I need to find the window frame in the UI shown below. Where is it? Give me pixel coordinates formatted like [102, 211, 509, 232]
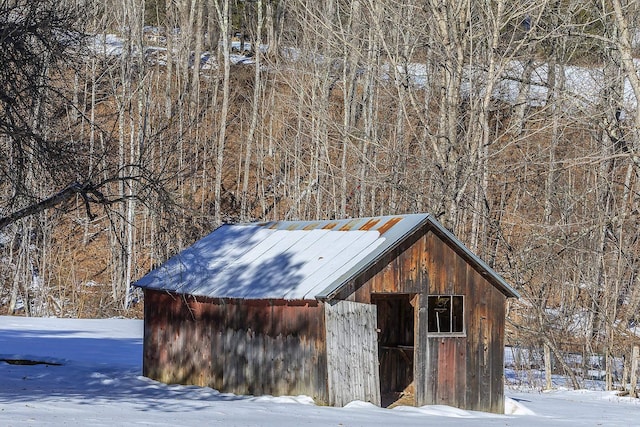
[426, 294, 466, 337]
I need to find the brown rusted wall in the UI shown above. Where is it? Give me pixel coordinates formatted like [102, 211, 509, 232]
[342, 226, 507, 414]
[143, 290, 329, 404]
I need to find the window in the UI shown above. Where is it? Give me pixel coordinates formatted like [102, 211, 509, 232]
[427, 295, 464, 334]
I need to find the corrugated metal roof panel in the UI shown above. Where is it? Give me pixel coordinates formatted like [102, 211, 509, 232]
[134, 213, 520, 300]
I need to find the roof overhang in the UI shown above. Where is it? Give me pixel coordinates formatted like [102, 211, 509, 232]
[135, 213, 520, 301]
[315, 214, 520, 301]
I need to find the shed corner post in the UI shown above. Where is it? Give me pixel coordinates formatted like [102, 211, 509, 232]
[414, 292, 430, 407]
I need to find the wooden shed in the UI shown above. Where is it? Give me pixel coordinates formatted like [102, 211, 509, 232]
[135, 214, 519, 413]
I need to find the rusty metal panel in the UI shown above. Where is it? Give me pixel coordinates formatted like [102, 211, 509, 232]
[358, 218, 380, 231]
[338, 219, 360, 231]
[136, 214, 517, 302]
[136, 214, 446, 301]
[377, 217, 402, 235]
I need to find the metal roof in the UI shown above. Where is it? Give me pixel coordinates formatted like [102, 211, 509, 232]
[134, 213, 519, 300]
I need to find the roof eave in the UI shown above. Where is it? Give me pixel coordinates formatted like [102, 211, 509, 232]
[315, 215, 520, 301]
[423, 217, 520, 299]
[314, 214, 433, 301]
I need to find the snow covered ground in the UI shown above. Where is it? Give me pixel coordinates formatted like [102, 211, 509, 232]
[0, 316, 638, 426]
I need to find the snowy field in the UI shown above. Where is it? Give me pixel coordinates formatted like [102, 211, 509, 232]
[0, 316, 638, 426]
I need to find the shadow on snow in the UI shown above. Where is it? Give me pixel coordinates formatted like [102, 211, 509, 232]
[0, 329, 260, 412]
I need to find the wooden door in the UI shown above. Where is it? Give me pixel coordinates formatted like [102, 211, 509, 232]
[372, 294, 416, 407]
[325, 300, 380, 406]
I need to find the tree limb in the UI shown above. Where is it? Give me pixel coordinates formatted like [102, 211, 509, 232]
[0, 182, 99, 230]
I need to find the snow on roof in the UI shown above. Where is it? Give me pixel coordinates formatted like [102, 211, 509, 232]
[134, 213, 519, 300]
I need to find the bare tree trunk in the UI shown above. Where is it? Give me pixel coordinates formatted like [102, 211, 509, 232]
[213, 0, 231, 225]
[631, 345, 639, 398]
[240, 0, 264, 221]
[544, 342, 553, 390]
[165, 1, 175, 118]
[358, 8, 380, 217]
[190, 1, 204, 113]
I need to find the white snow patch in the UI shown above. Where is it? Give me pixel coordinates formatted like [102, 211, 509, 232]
[505, 397, 536, 415]
[2, 315, 640, 426]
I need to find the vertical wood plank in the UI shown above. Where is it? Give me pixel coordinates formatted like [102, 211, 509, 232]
[325, 300, 380, 406]
[415, 294, 429, 406]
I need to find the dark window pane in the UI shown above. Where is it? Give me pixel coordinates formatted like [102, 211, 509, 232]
[428, 296, 451, 333]
[427, 295, 464, 334]
[452, 295, 464, 332]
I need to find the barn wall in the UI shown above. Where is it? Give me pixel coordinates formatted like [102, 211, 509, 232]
[422, 230, 506, 414]
[143, 290, 329, 404]
[340, 226, 506, 414]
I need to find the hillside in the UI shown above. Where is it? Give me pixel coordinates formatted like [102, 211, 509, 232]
[1, 0, 640, 390]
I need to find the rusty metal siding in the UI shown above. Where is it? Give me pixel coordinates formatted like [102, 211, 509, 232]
[143, 289, 329, 404]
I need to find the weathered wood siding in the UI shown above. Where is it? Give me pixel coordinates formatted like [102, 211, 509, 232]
[422, 230, 506, 413]
[143, 290, 329, 404]
[325, 300, 380, 406]
[339, 226, 507, 414]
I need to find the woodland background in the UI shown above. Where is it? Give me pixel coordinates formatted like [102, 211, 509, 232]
[1, 0, 640, 389]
